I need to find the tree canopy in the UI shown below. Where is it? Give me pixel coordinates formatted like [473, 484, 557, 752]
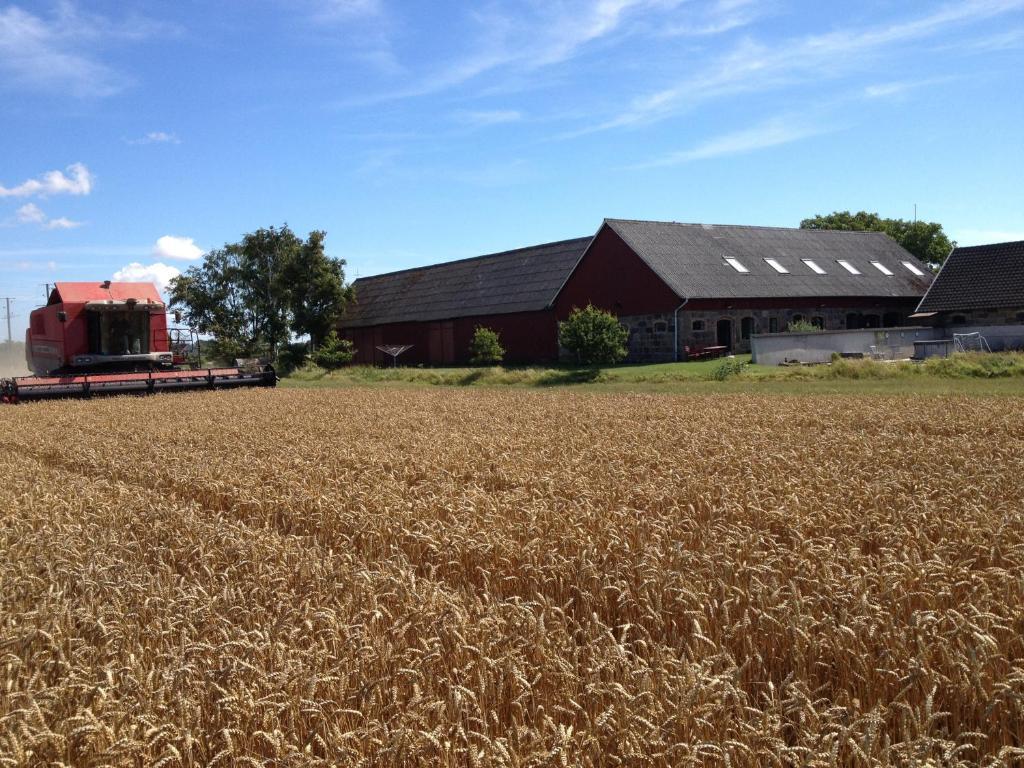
[168, 225, 351, 361]
[799, 211, 955, 267]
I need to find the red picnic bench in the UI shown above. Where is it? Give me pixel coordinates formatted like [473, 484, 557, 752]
[684, 345, 728, 361]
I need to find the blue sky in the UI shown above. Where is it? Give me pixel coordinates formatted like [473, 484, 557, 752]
[2, 0, 1023, 328]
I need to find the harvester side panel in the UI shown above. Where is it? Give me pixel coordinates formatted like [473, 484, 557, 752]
[1, 366, 276, 404]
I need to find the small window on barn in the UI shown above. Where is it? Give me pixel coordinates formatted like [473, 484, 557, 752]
[871, 261, 894, 276]
[1016, 312, 1024, 323]
[802, 259, 826, 274]
[653, 321, 667, 333]
[764, 258, 789, 273]
[901, 261, 925, 276]
[950, 315, 967, 325]
[741, 317, 754, 339]
[724, 257, 749, 273]
[837, 259, 861, 275]
[692, 320, 705, 331]
[769, 317, 779, 333]
[811, 316, 824, 329]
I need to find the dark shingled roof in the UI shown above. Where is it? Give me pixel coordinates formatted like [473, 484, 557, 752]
[916, 240, 1024, 313]
[341, 237, 591, 327]
[604, 219, 933, 300]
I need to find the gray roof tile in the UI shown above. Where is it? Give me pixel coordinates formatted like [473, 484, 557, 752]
[341, 237, 591, 327]
[916, 240, 1024, 313]
[605, 219, 933, 300]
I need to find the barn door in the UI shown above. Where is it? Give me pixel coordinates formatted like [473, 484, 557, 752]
[717, 318, 732, 350]
[441, 321, 456, 364]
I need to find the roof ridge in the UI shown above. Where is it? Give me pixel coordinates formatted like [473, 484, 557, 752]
[604, 218, 891, 235]
[954, 240, 1024, 251]
[352, 236, 592, 283]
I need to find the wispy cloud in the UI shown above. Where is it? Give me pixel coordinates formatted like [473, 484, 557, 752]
[307, 0, 383, 22]
[452, 109, 523, 127]
[0, 3, 177, 97]
[629, 116, 831, 168]
[15, 203, 46, 225]
[14, 203, 84, 229]
[0, 163, 94, 198]
[127, 131, 181, 145]
[659, 0, 766, 37]
[345, 0, 695, 104]
[45, 216, 82, 230]
[590, 0, 1024, 133]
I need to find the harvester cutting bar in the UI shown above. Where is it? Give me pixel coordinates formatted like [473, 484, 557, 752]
[1, 366, 276, 404]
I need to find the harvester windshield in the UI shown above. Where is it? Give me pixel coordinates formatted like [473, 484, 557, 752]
[88, 310, 150, 356]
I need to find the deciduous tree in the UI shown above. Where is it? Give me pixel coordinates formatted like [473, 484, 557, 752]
[169, 225, 351, 360]
[800, 211, 955, 267]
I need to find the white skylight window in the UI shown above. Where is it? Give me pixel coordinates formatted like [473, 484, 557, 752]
[802, 259, 826, 274]
[902, 260, 925, 276]
[837, 259, 861, 275]
[764, 258, 789, 273]
[724, 257, 749, 273]
[871, 261, 894, 276]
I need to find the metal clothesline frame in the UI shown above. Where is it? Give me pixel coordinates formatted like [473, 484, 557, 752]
[375, 344, 413, 367]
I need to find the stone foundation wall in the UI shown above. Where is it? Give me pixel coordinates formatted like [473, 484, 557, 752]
[619, 305, 920, 363]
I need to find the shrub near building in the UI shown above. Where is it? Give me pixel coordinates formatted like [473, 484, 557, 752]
[469, 326, 505, 365]
[559, 304, 629, 365]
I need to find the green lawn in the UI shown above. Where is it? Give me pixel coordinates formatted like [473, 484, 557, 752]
[281, 353, 1024, 396]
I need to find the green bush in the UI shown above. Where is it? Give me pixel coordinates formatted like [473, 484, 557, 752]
[204, 336, 249, 366]
[275, 341, 310, 375]
[558, 305, 629, 366]
[787, 319, 822, 333]
[468, 326, 505, 365]
[710, 357, 747, 380]
[312, 331, 356, 370]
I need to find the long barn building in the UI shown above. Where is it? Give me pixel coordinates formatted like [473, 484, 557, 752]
[340, 219, 933, 365]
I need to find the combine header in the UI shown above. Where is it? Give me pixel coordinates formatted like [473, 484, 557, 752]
[1, 281, 276, 404]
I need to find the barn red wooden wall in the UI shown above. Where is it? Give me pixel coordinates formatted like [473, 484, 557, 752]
[341, 310, 559, 366]
[554, 226, 680, 319]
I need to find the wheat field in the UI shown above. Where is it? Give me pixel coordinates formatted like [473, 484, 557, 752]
[1, 388, 1022, 766]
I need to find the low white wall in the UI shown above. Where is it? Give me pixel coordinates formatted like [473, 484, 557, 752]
[949, 325, 1024, 351]
[751, 327, 941, 366]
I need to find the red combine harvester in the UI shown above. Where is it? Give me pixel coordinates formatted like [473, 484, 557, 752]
[1, 281, 276, 404]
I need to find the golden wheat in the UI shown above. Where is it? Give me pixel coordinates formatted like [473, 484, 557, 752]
[1, 388, 1022, 766]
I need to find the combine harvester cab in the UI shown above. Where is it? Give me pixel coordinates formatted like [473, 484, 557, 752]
[1, 281, 276, 404]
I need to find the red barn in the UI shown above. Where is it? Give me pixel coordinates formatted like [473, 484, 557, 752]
[339, 219, 933, 365]
[339, 238, 591, 365]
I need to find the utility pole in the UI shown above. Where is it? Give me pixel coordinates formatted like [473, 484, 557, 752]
[2, 297, 12, 344]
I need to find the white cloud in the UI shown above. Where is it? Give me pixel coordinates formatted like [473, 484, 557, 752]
[11, 202, 83, 229]
[46, 216, 82, 230]
[629, 116, 830, 168]
[113, 262, 181, 295]
[15, 203, 46, 224]
[127, 131, 180, 145]
[0, 163, 94, 198]
[153, 235, 203, 261]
